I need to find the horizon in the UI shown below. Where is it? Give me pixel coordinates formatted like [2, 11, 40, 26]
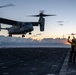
[0, 35, 70, 48]
[0, 35, 70, 45]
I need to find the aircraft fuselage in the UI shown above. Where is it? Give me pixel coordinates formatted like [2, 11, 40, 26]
[8, 23, 33, 34]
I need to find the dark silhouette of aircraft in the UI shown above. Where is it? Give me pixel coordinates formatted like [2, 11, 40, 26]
[0, 11, 56, 37]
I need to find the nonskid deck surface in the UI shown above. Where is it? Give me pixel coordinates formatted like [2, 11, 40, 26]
[0, 48, 69, 75]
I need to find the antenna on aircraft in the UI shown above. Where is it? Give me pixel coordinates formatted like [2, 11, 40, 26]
[0, 4, 15, 8]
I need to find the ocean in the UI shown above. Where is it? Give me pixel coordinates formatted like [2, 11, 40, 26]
[0, 42, 70, 48]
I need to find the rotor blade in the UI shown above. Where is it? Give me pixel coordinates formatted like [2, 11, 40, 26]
[42, 14, 56, 17]
[28, 14, 56, 17]
[0, 4, 15, 8]
[28, 15, 40, 17]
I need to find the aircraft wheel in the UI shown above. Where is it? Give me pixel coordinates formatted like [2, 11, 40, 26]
[29, 32, 32, 35]
[9, 34, 12, 37]
[22, 35, 25, 37]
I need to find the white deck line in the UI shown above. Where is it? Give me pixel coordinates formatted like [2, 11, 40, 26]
[59, 50, 70, 75]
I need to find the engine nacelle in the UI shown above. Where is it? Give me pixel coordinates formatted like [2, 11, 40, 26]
[0, 24, 1, 31]
[40, 18, 45, 31]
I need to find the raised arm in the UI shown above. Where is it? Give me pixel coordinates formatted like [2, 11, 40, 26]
[67, 36, 72, 44]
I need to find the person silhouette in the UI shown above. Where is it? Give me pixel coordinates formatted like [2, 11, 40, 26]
[68, 36, 75, 62]
[73, 37, 76, 63]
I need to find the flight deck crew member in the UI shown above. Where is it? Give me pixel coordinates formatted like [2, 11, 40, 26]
[68, 36, 75, 62]
[73, 39, 76, 63]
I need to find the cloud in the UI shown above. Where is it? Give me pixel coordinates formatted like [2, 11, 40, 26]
[57, 21, 64, 23]
[0, 36, 67, 44]
[41, 38, 67, 44]
[36, 33, 42, 35]
[71, 33, 76, 35]
[32, 35, 37, 37]
[31, 33, 42, 37]
[0, 36, 70, 47]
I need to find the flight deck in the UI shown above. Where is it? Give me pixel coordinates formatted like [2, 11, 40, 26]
[0, 48, 69, 75]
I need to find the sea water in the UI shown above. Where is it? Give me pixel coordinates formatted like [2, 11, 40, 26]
[0, 42, 70, 48]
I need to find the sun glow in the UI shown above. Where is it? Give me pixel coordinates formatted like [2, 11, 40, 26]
[64, 41, 70, 45]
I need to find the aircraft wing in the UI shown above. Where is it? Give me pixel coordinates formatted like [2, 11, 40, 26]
[0, 17, 18, 25]
[0, 17, 40, 26]
[30, 22, 39, 26]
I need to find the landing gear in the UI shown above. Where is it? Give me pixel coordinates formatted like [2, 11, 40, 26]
[9, 34, 12, 37]
[22, 34, 25, 37]
[29, 32, 32, 35]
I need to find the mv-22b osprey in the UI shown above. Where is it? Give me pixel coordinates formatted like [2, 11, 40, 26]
[0, 11, 56, 37]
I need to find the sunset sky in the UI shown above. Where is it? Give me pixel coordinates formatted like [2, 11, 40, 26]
[0, 0, 76, 40]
